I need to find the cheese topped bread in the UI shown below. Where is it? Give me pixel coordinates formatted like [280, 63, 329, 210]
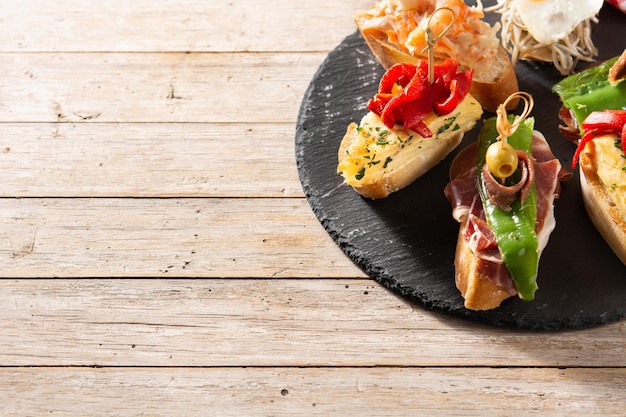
[582, 137, 626, 214]
[579, 136, 626, 265]
[338, 93, 482, 199]
[553, 50, 626, 266]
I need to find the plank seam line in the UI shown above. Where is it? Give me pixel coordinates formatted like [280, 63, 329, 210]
[1, 365, 623, 370]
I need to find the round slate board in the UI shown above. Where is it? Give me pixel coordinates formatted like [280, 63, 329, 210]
[295, 5, 626, 330]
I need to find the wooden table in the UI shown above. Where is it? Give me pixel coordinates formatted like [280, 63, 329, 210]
[1, 1, 624, 415]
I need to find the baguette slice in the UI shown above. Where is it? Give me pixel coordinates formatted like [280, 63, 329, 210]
[447, 142, 515, 310]
[578, 136, 626, 265]
[337, 94, 482, 199]
[354, 3, 519, 112]
[446, 128, 569, 310]
[448, 143, 516, 310]
[454, 220, 514, 310]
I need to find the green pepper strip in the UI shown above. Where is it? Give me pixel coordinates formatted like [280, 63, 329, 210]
[477, 116, 539, 301]
[552, 56, 626, 132]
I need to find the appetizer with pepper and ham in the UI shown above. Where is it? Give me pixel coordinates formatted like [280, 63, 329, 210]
[444, 93, 571, 310]
[553, 50, 626, 265]
[338, 58, 482, 199]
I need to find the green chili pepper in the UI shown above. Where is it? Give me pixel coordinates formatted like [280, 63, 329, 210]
[552, 56, 626, 132]
[477, 116, 538, 301]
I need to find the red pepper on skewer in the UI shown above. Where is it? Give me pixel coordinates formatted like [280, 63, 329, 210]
[366, 59, 473, 138]
[377, 63, 415, 94]
[434, 69, 473, 115]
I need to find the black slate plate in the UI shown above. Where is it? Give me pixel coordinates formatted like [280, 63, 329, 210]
[295, 4, 626, 330]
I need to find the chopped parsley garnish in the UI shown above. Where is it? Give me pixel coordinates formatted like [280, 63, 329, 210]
[365, 153, 381, 167]
[355, 167, 366, 180]
[376, 137, 390, 146]
[437, 114, 459, 135]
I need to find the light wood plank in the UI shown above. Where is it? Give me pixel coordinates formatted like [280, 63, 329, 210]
[1, 0, 371, 53]
[0, 366, 624, 416]
[1, 52, 328, 123]
[0, 278, 624, 367]
[0, 122, 303, 197]
[0, 197, 364, 278]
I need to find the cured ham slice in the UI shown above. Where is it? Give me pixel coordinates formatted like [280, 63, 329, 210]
[481, 150, 535, 211]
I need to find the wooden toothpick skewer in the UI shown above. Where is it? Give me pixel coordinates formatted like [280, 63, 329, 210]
[422, 7, 456, 84]
[495, 92, 535, 147]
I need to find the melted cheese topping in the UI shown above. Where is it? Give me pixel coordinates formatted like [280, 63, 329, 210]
[583, 136, 626, 214]
[337, 95, 482, 186]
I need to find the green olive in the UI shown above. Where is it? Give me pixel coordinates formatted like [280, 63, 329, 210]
[485, 140, 518, 179]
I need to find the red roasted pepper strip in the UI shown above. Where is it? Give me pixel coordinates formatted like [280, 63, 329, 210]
[572, 110, 626, 168]
[366, 58, 473, 138]
[378, 63, 416, 94]
[434, 69, 473, 115]
[367, 93, 394, 115]
[367, 63, 418, 116]
[400, 78, 445, 136]
[434, 58, 458, 87]
[380, 61, 433, 132]
[572, 130, 600, 169]
[582, 110, 626, 132]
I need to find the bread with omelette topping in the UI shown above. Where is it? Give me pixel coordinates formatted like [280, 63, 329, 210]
[578, 136, 626, 265]
[338, 58, 482, 199]
[553, 50, 626, 266]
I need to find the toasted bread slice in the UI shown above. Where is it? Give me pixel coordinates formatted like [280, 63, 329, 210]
[454, 221, 514, 310]
[339, 122, 463, 199]
[579, 136, 626, 265]
[337, 94, 482, 199]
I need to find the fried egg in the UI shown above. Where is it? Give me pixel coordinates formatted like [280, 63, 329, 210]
[514, 0, 603, 44]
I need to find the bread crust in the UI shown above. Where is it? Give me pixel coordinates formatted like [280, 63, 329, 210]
[579, 146, 626, 266]
[454, 221, 514, 310]
[355, 21, 519, 113]
[468, 48, 519, 115]
[338, 122, 464, 199]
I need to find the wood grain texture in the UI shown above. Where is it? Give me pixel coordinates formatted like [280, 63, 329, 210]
[0, 198, 364, 278]
[1, 367, 624, 417]
[0, 278, 624, 368]
[0, 52, 324, 123]
[1, 0, 625, 414]
[0, 0, 372, 53]
[0, 122, 303, 197]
